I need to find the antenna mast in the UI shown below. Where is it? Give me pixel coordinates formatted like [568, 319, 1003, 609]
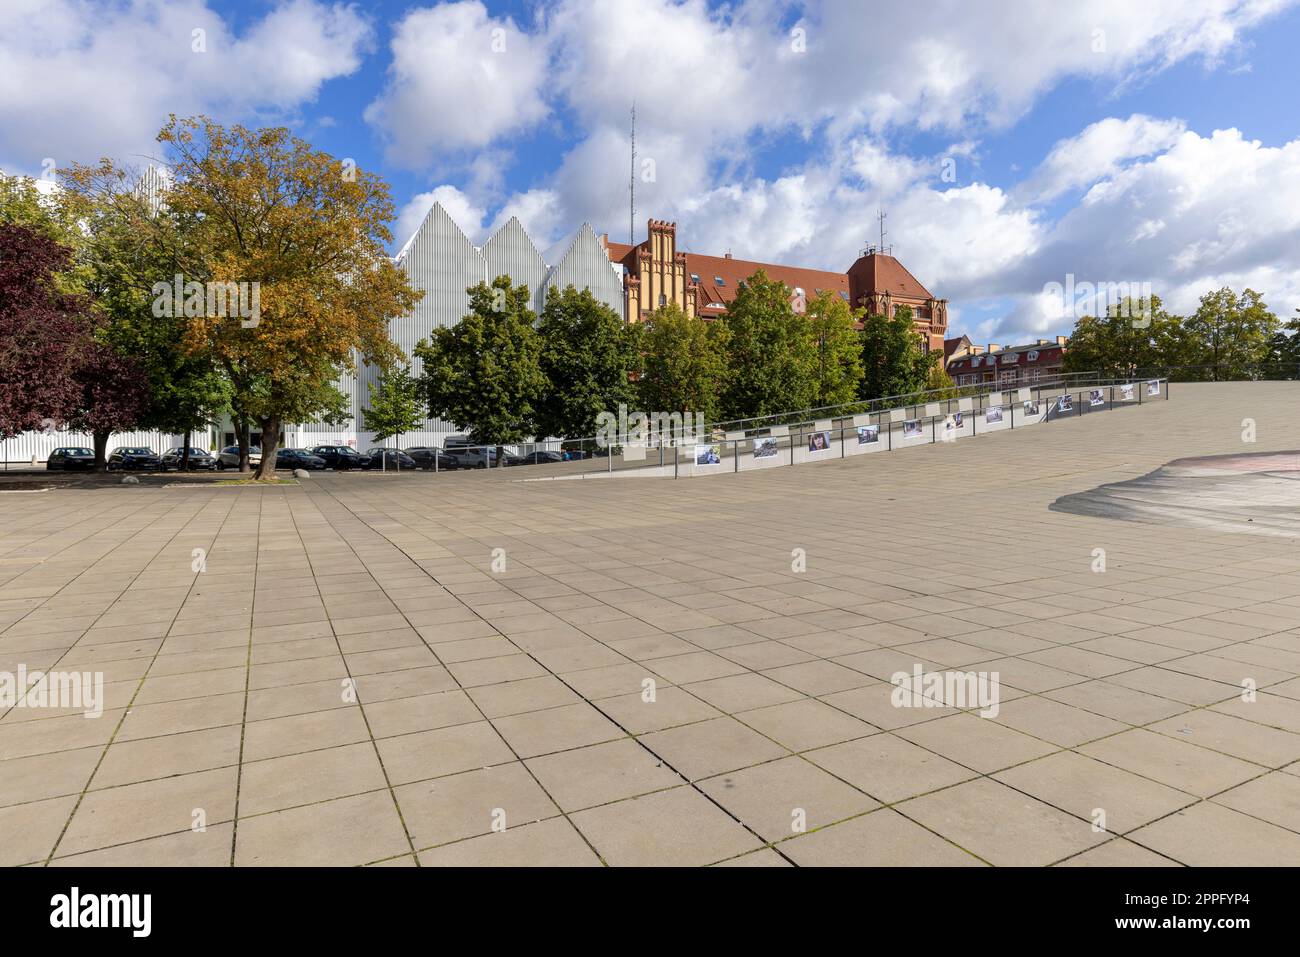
[877, 208, 888, 255]
[629, 102, 636, 246]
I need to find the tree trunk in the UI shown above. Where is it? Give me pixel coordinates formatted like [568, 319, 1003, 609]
[235, 417, 251, 473]
[254, 416, 281, 480]
[181, 429, 191, 472]
[93, 430, 110, 472]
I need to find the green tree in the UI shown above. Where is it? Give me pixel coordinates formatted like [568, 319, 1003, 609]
[1061, 295, 1187, 379]
[75, 192, 229, 469]
[1182, 287, 1279, 380]
[858, 305, 932, 401]
[363, 364, 423, 443]
[1265, 309, 1300, 379]
[923, 362, 959, 399]
[636, 304, 729, 425]
[807, 290, 864, 407]
[415, 276, 546, 466]
[535, 285, 640, 440]
[720, 270, 817, 419]
[67, 115, 422, 480]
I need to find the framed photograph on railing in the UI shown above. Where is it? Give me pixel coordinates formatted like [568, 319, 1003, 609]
[856, 425, 880, 444]
[1146, 379, 1161, 396]
[807, 431, 832, 453]
[694, 444, 721, 466]
[753, 437, 778, 459]
[902, 419, 924, 438]
[1119, 383, 1135, 401]
[985, 406, 1003, 424]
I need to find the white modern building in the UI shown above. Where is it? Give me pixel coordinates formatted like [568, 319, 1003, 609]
[3, 199, 627, 463]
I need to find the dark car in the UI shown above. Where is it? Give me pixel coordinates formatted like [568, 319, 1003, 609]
[307, 445, 370, 470]
[275, 448, 328, 470]
[107, 446, 161, 471]
[363, 448, 418, 470]
[521, 450, 563, 465]
[403, 447, 460, 471]
[46, 447, 95, 471]
[160, 447, 217, 471]
[560, 448, 593, 461]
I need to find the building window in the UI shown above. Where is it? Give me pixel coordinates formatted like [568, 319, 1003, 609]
[689, 274, 700, 283]
[658, 293, 666, 307]
[714, 276, 725, 286]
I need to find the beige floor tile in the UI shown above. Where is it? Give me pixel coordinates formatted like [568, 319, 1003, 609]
[376, 720, 515, 785]
[597, 686, 722, 733]
[1079, 728, 1264, 796]
[994, 750, 1196, 833]
[234, 791, 410, 866]
[570, 786, 761, 866]
[50, 823, 234, 866]
[418, 817, 601, 866]
[1212, 772, 1300, 832]
[698, 756, 877, 841]
[897, 712, 1058, 773]
[898, 778, 1109, 866]
[639, 716, 787, 780]
[735, 698, 877, 752]
[0, 795, 78, 865]
[490, 702, 624, 758]
[781, 807, 984, 866]
[239, 742, 387, 816]
[525, 738, 682, 811]
[395, 762, 559, 848]
[1128, 801, 1300, 866]
[58, 767, 237, 857]
[806, 732, 977, 803]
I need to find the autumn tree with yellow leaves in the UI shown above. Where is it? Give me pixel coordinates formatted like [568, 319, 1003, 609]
[67, 116, 422, 479]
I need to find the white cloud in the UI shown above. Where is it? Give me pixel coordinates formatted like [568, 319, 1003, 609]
[364, 1, 549, 166]
[0, 0, 373, 174]
[1017, 115, 1187, 203]
[989, 128, 1300, 340]
[395, 184, 487, 253]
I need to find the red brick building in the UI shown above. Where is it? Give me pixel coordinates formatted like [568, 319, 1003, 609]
[945, 337, 1068, 388]
[603, 219, 949, 353]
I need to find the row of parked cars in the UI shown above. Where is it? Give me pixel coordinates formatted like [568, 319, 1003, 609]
[45, 444, 588, 472]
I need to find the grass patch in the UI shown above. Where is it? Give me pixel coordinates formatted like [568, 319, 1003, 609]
[211, 478, 298, 486]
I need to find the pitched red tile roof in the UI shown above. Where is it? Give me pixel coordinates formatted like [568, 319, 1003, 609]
[846, 252, 934, 301]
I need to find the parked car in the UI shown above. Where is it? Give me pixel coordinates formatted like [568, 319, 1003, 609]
[275, 448, 328, 470]
[560, 448, 593, 461]
[362, 448, 418, 470]
[160, 447, 217, 471]
[443, 446, 495, 469]
[307, 445, 370, 470]
[46, 447, 95, 471]
[106, 446, 161, 471]
[520, 450, 564, 465]
[216, 446, 261, 470]
[403, 447, 461, 471]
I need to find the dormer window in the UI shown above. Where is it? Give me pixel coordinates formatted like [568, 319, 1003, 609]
[714, 276, 725, 286]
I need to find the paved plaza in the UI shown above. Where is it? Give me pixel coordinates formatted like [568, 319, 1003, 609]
[1, 382, 1299, 866]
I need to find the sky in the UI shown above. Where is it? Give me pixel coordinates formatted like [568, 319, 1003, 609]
[3, 0, 1299, 344]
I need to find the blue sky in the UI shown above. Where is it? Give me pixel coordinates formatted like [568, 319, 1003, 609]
[3, 0, 1299, 343]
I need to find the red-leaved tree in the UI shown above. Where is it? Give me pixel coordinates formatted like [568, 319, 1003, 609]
[67, 342, 151, 468]
[0, 224, 90, 438]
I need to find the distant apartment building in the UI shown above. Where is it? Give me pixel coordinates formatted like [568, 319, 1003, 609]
[945, 337, 1069, 388]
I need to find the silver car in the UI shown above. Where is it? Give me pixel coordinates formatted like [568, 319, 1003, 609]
[216, 445, 262, 470]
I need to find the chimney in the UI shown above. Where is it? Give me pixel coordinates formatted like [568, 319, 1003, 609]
[724, 250, 732, 259]
[600, 232, 608, 249]
[971, 345, 984, 354]
[1038, 339, 1050, 346]
[986, 343, 1001, 353]
[1055, 335, 1067, 346]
